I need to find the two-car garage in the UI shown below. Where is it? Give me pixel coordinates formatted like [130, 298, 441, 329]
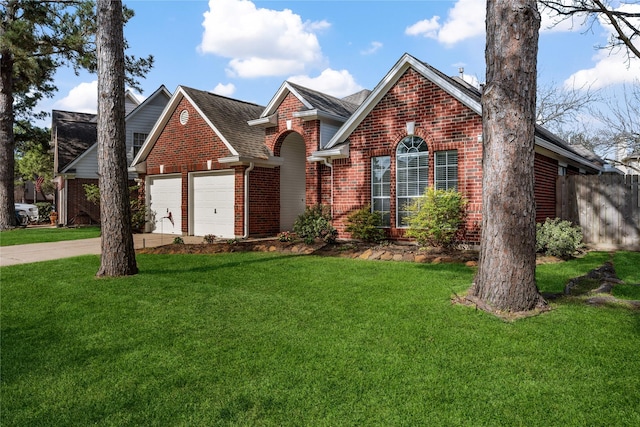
[146, 171, 236, 238]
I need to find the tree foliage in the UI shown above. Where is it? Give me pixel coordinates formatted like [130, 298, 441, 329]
[0, 0, 153, 230]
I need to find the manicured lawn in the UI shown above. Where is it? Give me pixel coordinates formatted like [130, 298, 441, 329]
[0, 226, 101, 246]
[2, 251, 639, 426]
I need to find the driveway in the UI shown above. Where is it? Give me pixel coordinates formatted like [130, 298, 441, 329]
[0, 234, 202, 267]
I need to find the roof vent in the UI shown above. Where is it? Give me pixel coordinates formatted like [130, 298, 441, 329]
[179, 109, 189, 125]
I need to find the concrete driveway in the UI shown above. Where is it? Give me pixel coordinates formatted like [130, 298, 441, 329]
[0, 233, 202, 267]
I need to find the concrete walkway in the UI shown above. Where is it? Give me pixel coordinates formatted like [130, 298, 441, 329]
[0, 233, 202, 267]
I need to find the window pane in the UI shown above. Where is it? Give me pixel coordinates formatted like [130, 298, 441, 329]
[434, 150, 458, 191]
[372, 156, 391, 227]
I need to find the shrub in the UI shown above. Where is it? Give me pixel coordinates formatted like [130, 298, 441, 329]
[404, 188, 468, 248]
[293, 204, 337, 244]
[83, 184, 148, 232]
[203, 234, 216, 244]
[345, 205, 386, 243]
[277, 231, 294, 242]
[35, 202, 53, 221]
[173, 237, 184, 245]
[536, 218, 584, 259]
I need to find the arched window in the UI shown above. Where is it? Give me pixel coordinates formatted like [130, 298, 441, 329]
[396, 136, 429, 226]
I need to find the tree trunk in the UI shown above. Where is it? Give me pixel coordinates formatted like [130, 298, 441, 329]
[0, 47, 16, 230]
[96, 0, 137, 276]
[468, 0, 546, 312]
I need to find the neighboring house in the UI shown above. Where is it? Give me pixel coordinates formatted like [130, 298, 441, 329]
[52, 85, 171, 225]
[621, 152, 640, 175]
[131, 53, 603, 242]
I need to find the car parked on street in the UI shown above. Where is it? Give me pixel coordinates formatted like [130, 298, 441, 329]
[15, 203, 39, 223]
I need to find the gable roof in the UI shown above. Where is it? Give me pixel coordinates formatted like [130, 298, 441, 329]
[52, 110, 97, 173]
[132, 86, 272, 168]
[249, 81, 362, 126]
[321, 53, 602, 172]
[125, 85, 172, 120]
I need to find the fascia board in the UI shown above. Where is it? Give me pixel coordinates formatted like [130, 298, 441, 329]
[535, 136, 603, 172]
[218, 155, 284, 168]
[61, 142, 97, 174]
[247, 113, 278, 127]
[125, 85, 171, 120]
[309, 143, 350, 160]
[293, 109, 348, 123]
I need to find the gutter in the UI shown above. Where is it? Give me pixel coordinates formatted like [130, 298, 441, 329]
[243, 162, 255, 238]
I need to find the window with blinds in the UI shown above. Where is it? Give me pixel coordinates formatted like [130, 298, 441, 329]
[434, 150, 458, 190]
[371, 156, 391, 227]
[396, 136, 429, 227]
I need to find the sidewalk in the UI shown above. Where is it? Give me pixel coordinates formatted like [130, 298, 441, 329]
[0, 234, 202, 267]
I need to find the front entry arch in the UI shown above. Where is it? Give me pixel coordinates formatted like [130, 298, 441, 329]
[280, 132, 306, 231]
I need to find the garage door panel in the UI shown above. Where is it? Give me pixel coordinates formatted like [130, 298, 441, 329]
[147, 175, 182, 235]
[192, 172, 235, 238]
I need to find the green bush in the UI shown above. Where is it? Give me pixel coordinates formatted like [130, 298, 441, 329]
[35, 202, 53, 221]
[203, 234, 216, 244]
[293, 204, 337, 244]
[345, 205, 386, 243]
[536, 218, 584, 259]
[172, 237, 184, 245]
[83, 184, 148, 232]
[404, 188, 468, 248]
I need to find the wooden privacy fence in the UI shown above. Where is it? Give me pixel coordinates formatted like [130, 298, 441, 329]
[556, 174, 640, 250]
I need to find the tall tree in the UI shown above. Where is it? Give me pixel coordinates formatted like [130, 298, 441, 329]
[95, 0, 137, 277]
[468, 0, 547, 313]
[0, 0, 152, 230]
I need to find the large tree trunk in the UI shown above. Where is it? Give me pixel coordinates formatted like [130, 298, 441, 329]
[0, 48, 16, 230]
[468, 0, 546, 312]
[96, 0, 137, 276]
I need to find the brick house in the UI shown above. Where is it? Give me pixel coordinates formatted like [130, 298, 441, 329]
[131, 53, 603, 242]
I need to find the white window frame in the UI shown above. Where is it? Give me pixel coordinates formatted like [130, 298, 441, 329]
[434, 150, 458, 190]
[133, 132, 148, 157]
[371, 156, 391, 227]
[396, 136, 429, 227]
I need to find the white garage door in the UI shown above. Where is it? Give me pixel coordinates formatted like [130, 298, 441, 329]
[147, 175, 182, 235]
[191, 171, 235, 238]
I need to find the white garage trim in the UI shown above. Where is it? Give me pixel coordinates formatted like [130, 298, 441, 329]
[146, 174, 182, 235]
[189, 170, 236, 238]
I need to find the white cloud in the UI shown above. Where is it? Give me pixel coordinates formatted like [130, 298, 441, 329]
[288, 68, 363, 98]
[405, 0, 484, 46]
[198, 0, 328, 78]
[361, 41, 383, 55]
[564, 49, 640, 89]
[53, 81, 98, 113]
[563, 3, 640, 89]
[212, 83, 236, 97]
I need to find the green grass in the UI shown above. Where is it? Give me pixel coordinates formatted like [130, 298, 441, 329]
[2, 252, 639, 426]
[0, 226, 101, 246]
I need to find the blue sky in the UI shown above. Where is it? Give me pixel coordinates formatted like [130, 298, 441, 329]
[36, 0, 639, 128]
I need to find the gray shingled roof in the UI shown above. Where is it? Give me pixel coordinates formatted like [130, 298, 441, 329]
[52, 110, 97, 172]
[287, 82, 361, 118]
[421, 60, 604, 167]
[181, 86, 270, 159]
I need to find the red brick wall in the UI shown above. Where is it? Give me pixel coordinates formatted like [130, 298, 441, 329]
[534, 152, 558, 222]
[248, 167, 280, 236]
[265, 93, 324, 207]
[65, 178, 101, 225]
[144, 98, 237, 235]
[332, 68, 484, 243]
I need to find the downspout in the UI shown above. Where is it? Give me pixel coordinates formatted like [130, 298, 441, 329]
[322, 158, 333, 217]
[243, 162, 255, 238]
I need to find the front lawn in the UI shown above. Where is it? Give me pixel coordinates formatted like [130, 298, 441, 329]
[0, 226, 101, 246]
[2, 251, 638, 426]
